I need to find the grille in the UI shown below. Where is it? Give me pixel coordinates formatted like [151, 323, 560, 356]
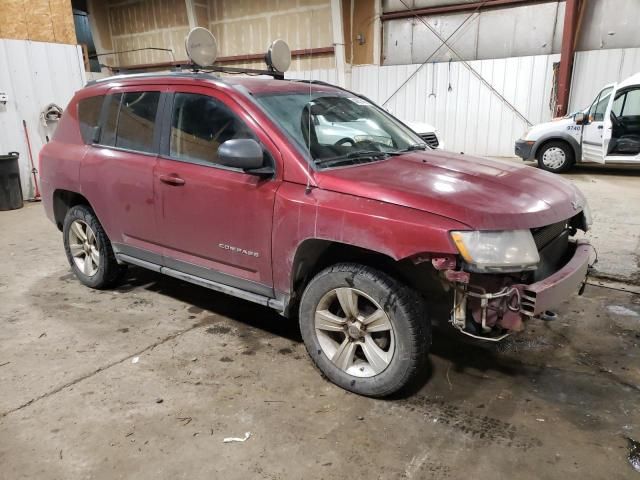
[420, 132, 439, 148]
[531, 220, 568, 250]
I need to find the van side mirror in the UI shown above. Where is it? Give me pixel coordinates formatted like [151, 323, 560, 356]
[217, 139, 273, 176]
[574, 112, 585, 125]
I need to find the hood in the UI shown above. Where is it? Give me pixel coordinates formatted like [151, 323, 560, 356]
[315, 150, 586, 230]
[524, 117, 575, 140]
[404, 121, 436, 134]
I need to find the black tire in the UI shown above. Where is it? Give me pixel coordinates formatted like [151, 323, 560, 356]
[62, 205, 124, 289]
[299, 263, 430, 397]
[536, 140, 574, 173]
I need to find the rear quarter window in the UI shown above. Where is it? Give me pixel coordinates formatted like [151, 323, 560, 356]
[78, 95, 104, 144]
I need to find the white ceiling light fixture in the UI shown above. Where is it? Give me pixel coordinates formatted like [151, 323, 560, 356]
[185, 27, 218, 67]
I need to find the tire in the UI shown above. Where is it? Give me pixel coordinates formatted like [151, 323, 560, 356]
[536, 141, 574, 173]
[298, 263, 430, 397]
[62, 205, 124, 289]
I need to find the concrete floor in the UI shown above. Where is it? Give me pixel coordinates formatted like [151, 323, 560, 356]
[1, 166, 639, 479]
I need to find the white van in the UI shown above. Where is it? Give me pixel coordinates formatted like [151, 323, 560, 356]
[515, 72, 640, 172]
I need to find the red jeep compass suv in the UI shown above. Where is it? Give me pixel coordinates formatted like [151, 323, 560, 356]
[40, 72, 592, 397]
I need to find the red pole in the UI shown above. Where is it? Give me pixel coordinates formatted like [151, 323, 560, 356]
[22, 120, 41, 201]
[555, 0, 581, 117]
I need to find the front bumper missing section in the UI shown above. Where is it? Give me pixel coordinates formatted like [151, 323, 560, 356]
[448, 239, 591, 341]
[517, 239, 591, 316]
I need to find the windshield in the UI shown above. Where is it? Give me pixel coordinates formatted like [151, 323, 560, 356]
[254, 92, 426, 168]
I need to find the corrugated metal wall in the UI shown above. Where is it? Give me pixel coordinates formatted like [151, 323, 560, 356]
[353, 55, 558, 156]
[569, 47, 640, 113]
[287, 55, 559, 157]
[0, 40, 86, 199]
[381, 1, 564, 64]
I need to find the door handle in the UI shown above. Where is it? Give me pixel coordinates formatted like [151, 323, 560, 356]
[159, 174, 185, 186]
[597, 125, 603, 129]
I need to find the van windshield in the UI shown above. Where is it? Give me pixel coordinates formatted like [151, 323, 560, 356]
[255, 92, 426, 168]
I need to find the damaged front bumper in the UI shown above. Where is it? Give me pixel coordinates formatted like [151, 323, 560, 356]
[440, 239, 591, 341]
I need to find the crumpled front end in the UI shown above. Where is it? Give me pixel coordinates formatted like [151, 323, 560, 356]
[434, 213, 592, 342]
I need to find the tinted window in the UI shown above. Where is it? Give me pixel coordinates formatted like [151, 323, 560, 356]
[170, 93, 255, 164]
[115, 92, 160, 153]
[78, 95, 104, 144]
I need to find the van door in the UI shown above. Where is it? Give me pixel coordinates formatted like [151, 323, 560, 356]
[604, 86, 640, 163]
[581, 84, 615, 163]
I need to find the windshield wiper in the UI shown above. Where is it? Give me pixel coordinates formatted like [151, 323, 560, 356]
[397, 143, 427, 152]
[315, 150, 390, 167]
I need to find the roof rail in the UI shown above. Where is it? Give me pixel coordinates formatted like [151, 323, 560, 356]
[85, 71, 217, 87]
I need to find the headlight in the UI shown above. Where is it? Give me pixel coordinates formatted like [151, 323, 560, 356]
[521, 128, 531, 140]
[582, 201, 593, 230]
[450, 230, 540, 272]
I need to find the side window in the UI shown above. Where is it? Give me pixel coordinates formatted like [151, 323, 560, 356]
[620, 89, 640, 116]
[78, 95, 104, 144]
[612, 92, 626, 116]
[115, 92, 160, 153]
[169, 92, 256, 165]
[589, 87, 613, 122]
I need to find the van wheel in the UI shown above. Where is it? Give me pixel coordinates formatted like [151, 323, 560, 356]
[62, 205, 124, 289]
[299, 263, 430, 397]
[537, 141, 574, 173]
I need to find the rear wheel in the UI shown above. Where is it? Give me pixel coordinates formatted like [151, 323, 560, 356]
[537, 141, 574, 173]
[299, 263, 430, 397]
[62, 205, 124, 289]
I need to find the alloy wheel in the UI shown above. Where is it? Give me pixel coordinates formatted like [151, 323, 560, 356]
[68, 220, 100, 277]
[314, 287, 395, 377]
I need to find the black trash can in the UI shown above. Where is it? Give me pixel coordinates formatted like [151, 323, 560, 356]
[0, 152, 24, 211]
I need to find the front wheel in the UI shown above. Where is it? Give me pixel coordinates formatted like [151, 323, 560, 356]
[537, 141, 574, 173]
[299, 263, 430, 397]
[62, 205, 124, 289]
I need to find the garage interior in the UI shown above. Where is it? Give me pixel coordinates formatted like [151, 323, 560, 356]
[1, 0, 639, 478]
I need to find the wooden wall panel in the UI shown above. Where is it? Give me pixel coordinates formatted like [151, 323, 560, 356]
[0, 0, 76, 44]
[92, 0, 336, 70]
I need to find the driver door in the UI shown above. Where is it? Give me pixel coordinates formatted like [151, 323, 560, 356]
[582, 84, 615, 163]
[154, 86, 281, 297]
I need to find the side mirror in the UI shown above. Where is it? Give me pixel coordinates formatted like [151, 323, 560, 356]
[217, 139, 273, 176]
[574, 112, 585, 125]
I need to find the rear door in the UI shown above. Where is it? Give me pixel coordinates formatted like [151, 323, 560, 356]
[154, 85, 281, 296]
[81, 86, 165, 262]
[581, 84, 614, 163]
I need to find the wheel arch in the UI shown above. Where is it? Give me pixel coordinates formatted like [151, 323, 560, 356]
[531, 133, 581, 162]
[285, 238, 444, 317]
[52, 189, 92, 231]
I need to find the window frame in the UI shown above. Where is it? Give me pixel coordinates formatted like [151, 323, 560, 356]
[159, 87, 277, 175]
[588, 86, 613, 122]
[93, 85, 167, 157]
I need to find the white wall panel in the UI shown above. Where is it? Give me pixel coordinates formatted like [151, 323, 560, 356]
[351, 54, 559, 157]
[569, 48, 640, 113]
[0, 40, 86, 199]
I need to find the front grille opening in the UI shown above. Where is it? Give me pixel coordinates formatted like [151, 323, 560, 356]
[420, 132, 439, 148]
[531, 220, 568, 250]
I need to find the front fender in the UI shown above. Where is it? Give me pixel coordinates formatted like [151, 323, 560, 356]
[531, 132, 581, 161]
[271, 182, 469, 295]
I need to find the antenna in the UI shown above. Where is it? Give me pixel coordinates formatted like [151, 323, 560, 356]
[185, 27, 218, 67]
